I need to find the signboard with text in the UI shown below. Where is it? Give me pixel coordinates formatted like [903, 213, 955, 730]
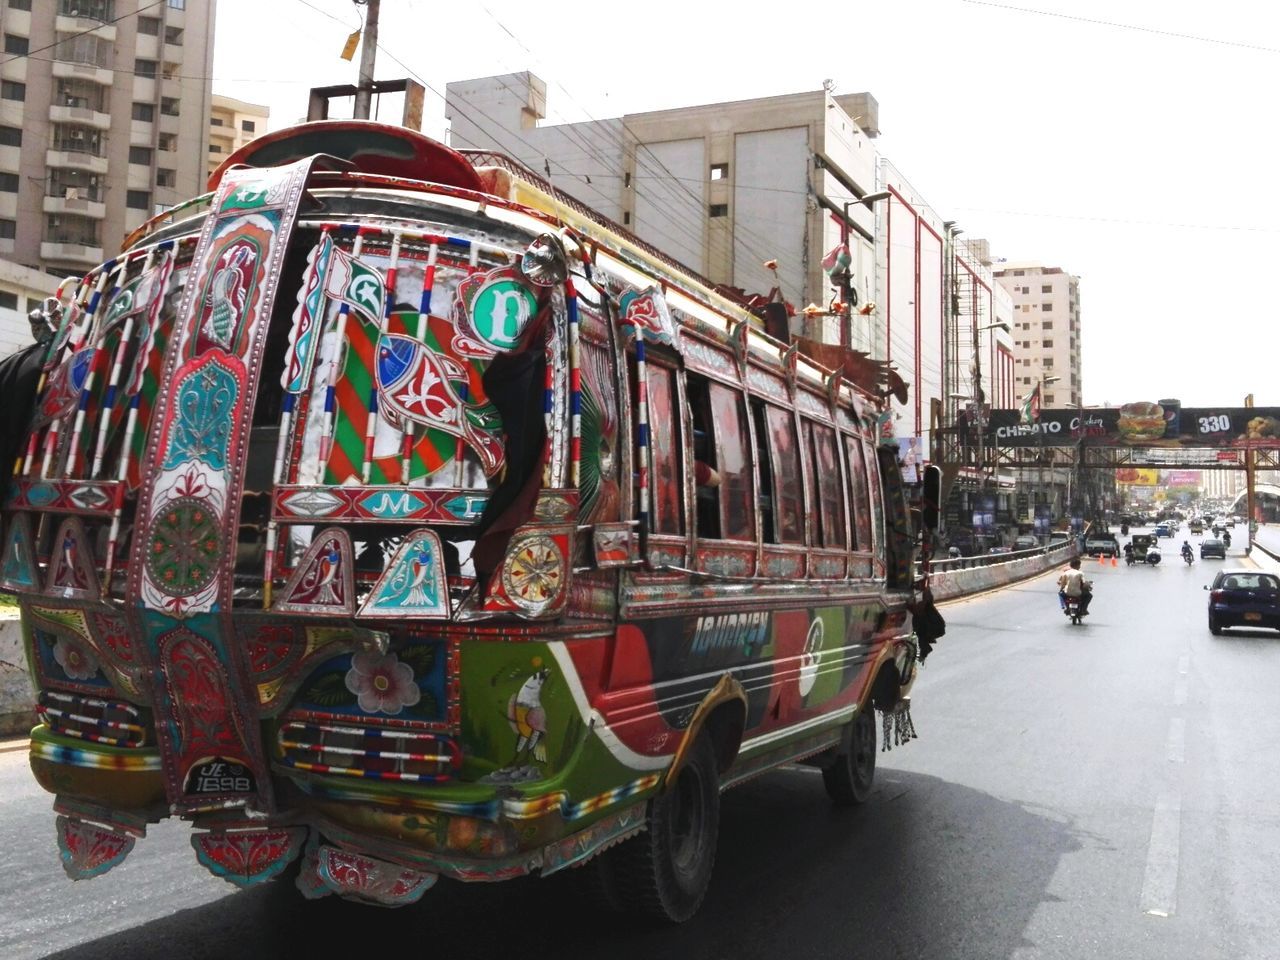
[986, 403, 1280, 448]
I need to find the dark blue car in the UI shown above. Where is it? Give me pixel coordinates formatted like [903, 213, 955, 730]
[1207, 571, 1280, 634]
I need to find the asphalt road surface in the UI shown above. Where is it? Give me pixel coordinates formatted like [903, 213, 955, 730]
[4, 535, 1280, 960]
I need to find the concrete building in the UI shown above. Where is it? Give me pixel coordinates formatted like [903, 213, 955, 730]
[0, 0, 215, 274]
[208, 94, 269, 179]
[443, 72, 1014, 455]
[993, 261, 1082, 409]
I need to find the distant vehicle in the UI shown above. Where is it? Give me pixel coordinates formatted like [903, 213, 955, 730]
[1200, 538, 1227, 559]
[1154, 524, 1174, 538]
[1084, 534, 1119, 557]
[988, 545, 1013, 555]
[1013, 535, 1040, 551]
[1224, 516, 1236, 528]
[1188, 519, 1204, 534]
[1207, 571, 1280, 635]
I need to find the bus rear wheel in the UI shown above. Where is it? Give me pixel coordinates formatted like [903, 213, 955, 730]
[595, 731, 720, 922]
[822, 707, 877, 805]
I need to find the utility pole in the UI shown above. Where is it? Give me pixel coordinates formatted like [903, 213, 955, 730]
[352, 0, 381, 120]
[1245, 392, 1256, 553]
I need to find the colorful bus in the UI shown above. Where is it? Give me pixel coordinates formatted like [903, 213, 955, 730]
[1, 121, 923, 920]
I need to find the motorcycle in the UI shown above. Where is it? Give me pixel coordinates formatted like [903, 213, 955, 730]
[1182, 547, 1194, 566]
[1223, 531, 1232, 549]
[1063, 595, 1084, 625]
[1146, 547, 1162, 566]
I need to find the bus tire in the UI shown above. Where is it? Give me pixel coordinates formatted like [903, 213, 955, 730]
[601, 731, 720, 922]
[822, 707, 877, 805]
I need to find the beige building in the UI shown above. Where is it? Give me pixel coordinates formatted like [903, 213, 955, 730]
[0, 257, 66, 355]
[208, 94, 269, 179]
[993, 262, 1082, 408]
[0, 0, 215, 273]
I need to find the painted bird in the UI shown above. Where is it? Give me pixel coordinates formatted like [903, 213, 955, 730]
[507, 669, 548, 764]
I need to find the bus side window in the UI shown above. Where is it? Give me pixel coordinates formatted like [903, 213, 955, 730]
[750, 400, 776, 543]
[645, 364, 684, 536]
[804, 419, 847, 549]
[708, 381, 755, 541]
[764, 404, 803, 544]
[686, 374, 720, 539]
[844, 434, 873, 551]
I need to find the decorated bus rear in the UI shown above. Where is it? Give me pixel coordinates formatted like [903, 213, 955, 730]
[1, 121, 921, 917]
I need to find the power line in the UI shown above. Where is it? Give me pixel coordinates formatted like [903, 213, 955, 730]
[963, 0, 1280, 55]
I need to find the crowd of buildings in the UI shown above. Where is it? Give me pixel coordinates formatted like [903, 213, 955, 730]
[0, 3, 1185, 546]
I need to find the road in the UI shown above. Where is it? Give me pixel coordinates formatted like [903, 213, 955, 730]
[3, 533, 1280, 960]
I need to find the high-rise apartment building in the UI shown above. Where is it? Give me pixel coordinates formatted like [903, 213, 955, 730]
[208, 94, 268, 179]
[0, 0, 214, 274]
[993, 262, 1082, 408]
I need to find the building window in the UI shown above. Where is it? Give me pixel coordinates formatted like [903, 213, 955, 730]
[128, 145, 153, 165]
[1, 81, 26, 101]
[158, 133, 176, 151]
[1045, 394, 1055, 405]
[1013, 269, 1025, 276]
[8, 0, 32, 10]
[157, 168, 175, 187]
[0, 219, 16, 240]
[1043, 339, 1053, 348]
[709, 203, 728, 217]
[164, 25, 183, 44]
[622, 211, 630, 225]
[0, 126, 19, 147]
[3, 34, 28, 55]
[0, 172, 17, 192]
[1041, 302, 1052, 311]
[210, 117, 224, 127]
[1041, 284, 1052, 293]
[241, 119, 256, 133]
[710, 163, 728, 180]
[134, 59, 157, 78]
[1022, 377, 1031, 385]
[1043, 358, 1054, 369]
[132, 102, 155, 122]
[137, 16, 160, 35]
[1043, 321, 1053, 330]
[0, 290, 17, 310]
[167, 0, 185, 8]
[209, 143, 222, 154]
[126, 189, 151, 209]
[160, 97, 180, 116]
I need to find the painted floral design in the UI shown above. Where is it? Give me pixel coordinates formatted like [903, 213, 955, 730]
[344, 651, 421, 716]
[53, 638, 100, 681]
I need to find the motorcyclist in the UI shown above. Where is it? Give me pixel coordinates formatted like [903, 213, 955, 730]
[1223, 529, 1232, 548]
[1181, 540, 1194, 563]
[1123, 542, 1134, 564]
[1058, 557, 1093, 616]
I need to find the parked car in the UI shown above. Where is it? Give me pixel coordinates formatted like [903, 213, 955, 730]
[1206, 570, 1280, 634]
[1013, 535, 1040, 551]
[1200, 538, 1226, 559]
[1084, 534, 1119, 557]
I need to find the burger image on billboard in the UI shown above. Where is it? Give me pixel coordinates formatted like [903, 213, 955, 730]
[1118, 401, 1166, 441]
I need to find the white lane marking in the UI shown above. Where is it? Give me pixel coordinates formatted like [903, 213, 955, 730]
[1166, 718, 1185, 763]
[1140, 789, 1183, 917]
[1177, 655, 1189, 676]
[1173, 675, 1188, 706]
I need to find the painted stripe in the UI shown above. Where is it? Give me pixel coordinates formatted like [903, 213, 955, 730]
[1139, 789, 1182, 917]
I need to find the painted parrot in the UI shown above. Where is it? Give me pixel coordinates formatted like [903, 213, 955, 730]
[507, 669, 548, 764]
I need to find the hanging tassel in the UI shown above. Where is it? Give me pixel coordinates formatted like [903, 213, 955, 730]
[879, 703, 920, 752]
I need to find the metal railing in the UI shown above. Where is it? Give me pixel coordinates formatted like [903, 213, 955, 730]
[918, 538, 1075, 575]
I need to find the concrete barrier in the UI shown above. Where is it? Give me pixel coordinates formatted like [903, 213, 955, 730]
[0, 612, 34, 738]
[930, 544, 1078, 603]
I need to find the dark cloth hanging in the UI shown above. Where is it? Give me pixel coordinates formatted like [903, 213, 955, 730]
[0, 342, 43, 500]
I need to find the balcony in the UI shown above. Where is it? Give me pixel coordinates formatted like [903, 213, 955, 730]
[49, 103, 111, 131]
[44, 194, 106, 220]
[55, 15, 117, 42]
[50, 59, 113, 87]
[42, 240, 105, 267]
[46, 148, 109, 175]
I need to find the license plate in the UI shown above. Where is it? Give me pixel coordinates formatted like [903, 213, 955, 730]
[1245, 613, 1262, 621]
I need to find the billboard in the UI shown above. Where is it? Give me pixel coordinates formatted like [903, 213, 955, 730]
[986, 403, 1280, 448]
[1163, 470, 1202, 487]
[1115, 468, 1159, 486]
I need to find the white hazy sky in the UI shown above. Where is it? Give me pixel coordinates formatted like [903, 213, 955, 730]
[213, 0, 1280, 410]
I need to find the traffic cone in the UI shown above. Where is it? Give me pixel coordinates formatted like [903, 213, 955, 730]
[1098, 553, 1105, 564]
[1111, 555, 1117, 567]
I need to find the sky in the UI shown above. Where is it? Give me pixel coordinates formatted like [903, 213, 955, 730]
[212, 0, 1280, 410]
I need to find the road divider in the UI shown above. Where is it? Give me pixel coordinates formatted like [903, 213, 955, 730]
[927, 542, 1078, 602]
